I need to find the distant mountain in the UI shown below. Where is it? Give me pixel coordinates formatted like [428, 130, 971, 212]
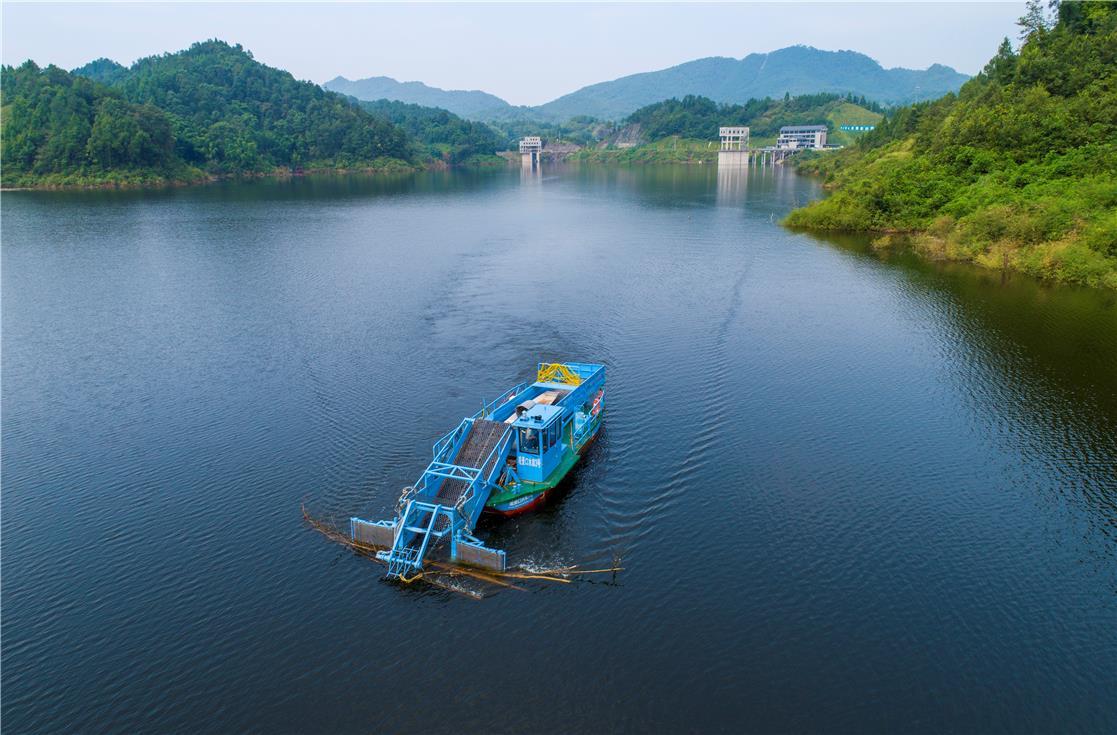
[332, 46, 969, 123]
[324, 76, 514, 119]
[332, 45, 969, 121]
[536, 46, 970, 120]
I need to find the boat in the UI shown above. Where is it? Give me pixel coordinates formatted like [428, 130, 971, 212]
[349, 362, 605, 581]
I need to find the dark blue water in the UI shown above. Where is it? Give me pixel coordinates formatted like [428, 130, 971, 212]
[4, 166, 1116, 733]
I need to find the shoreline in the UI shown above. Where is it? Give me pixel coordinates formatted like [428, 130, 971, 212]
[784, 220, 1117, 291]
[0, 159, 516, 192]
[0, 155, 731, 192]
[0, 163, 426, 192]
[783, 162, 1117, 291]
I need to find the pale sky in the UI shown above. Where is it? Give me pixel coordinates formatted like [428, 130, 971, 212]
[3, 2, 1025, 106]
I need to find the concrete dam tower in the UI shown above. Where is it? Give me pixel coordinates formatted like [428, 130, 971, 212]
[519, 136, 543, 169]
[717, 126, 750, 167]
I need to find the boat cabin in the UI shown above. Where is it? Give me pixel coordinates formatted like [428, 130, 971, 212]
[512, 402, 567, 482]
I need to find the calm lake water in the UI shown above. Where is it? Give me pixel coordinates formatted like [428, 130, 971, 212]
[3, 165, 1116, 733]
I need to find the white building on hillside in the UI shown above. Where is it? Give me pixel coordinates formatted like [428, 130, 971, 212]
[777, 125, 827, 150]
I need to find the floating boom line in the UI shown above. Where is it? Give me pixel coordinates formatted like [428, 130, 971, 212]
[302, 505, 623, 595]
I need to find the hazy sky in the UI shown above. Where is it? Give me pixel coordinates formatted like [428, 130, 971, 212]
[3, 2, 1025, 106]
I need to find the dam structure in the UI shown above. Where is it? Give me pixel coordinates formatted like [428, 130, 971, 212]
[519, 136, 543, 169]
[717, 124, 832, 168]
[717, 126, 750, 167]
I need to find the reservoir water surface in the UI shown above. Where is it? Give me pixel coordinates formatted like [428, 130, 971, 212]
[3, 166, 1115, 732]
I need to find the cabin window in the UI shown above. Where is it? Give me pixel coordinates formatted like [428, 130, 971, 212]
[546, 423, 558, 451]
[519, 427, 540, 454]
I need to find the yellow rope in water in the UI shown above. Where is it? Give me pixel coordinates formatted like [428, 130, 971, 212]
[499, 572, 573, 583]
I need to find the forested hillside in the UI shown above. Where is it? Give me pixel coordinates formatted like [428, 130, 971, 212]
[626, 93, 882, 146]
[785, 1, 1117, 289]
[488, 116, 613, 149]
[566, 92, 881, 164]
[1, 62, 200, 187]
[2, 41, 418, 186]
[110, 41, 411, 172]
[357, 99, 503, 164]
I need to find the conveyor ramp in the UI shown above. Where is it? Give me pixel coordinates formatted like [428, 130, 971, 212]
[434, 419, 507, 505]
[375, 417, 513, 579]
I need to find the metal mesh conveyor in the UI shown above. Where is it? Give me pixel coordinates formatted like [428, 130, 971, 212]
[433, 419, 508, 505]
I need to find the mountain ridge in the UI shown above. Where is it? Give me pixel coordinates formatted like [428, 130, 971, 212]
[326, 45, 970, 121]
[324, 75, 515, 119]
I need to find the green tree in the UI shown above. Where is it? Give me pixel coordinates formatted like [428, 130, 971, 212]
[86, 99, 173, 168]
[983, 38, 1019, 85]
[1018, 0, 1051, 39]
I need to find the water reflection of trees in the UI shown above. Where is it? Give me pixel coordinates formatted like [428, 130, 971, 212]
[804, 229, 1117, 543]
